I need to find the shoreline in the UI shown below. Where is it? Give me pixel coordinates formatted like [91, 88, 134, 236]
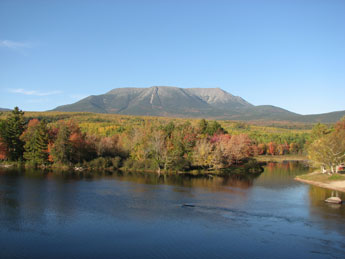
[295, 171, 345, 193]
[0, 161, 264, 176]
[255, 155, 308, 163]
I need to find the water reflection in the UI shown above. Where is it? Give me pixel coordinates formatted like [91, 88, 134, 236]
[0, 163, 345, 259]
[254, 162, 312, 188]
[308, 185, 345, 236]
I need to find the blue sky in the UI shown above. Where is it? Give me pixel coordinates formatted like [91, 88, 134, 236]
[0, 0, 344, 115]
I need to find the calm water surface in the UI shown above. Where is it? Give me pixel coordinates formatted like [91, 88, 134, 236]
[0, 162, 344, 259]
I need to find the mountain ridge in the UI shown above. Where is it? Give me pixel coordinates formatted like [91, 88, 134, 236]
[53, 86, 345, 123]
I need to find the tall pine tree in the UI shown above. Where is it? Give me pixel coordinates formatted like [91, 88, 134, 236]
[50, 123, 73, 164]
[22, 120, 49, 165]
[0, 107, 26, 161]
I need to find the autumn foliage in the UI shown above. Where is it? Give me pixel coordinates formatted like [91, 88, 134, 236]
[308, 118, 345, 174]
[0, 137, 7, 160]
[0, 107, 320, 172]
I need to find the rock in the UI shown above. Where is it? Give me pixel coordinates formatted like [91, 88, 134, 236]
[325, 197, 342, 204]
[182, 203, 195, 208]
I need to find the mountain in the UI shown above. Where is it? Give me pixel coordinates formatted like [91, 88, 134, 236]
[53, 86, 345, 123]
[0, 108, 11, 112]
[54, 86, 253, 116]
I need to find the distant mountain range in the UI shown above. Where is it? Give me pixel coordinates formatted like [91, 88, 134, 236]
[53, 86, 345, 123]
[0, 108, 11, 112]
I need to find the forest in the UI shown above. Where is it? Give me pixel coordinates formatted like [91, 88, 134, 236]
[0, 107, 340, 174]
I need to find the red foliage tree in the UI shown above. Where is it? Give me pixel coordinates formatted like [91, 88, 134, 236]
[0, 137, 7, 160]
[335, 118, 345, 132]
[267, 142, 276, 155]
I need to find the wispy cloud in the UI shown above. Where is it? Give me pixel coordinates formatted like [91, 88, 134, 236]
[9, 88, 62, 96]
[0, 40, 32, 49]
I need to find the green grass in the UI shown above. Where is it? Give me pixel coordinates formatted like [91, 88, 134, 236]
[328, 174, 345, 181]
[298, 172, 345, 183]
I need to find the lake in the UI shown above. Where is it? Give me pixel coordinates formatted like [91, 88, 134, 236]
[0, 162, 344, 258]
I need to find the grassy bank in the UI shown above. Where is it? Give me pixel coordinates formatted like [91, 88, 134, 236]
[295, 171, 345, 193]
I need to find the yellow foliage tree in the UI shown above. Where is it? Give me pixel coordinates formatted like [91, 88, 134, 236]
[308, 129, 345, 174]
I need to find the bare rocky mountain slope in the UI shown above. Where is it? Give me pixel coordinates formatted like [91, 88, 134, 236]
[53, 86, 345, 123]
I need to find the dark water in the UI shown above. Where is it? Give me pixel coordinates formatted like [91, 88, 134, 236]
[0, 162, 344, 259]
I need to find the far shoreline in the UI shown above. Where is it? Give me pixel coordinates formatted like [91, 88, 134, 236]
[255, 155, 308, 163]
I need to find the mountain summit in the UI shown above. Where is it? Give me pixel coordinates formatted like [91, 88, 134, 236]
[53, 86, 345, 122]
[54, 86, 253, 116]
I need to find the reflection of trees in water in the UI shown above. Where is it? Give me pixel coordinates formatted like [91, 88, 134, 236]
[264, 161, 310, 176]
[1, 167, 262, 192]
[0, 163, 311, 199]
[106, 171, 261, 193]
[308, 186, 345, 236]
[255, 162, 311, 188]
[0, 167, 263, 224]
[42, 169, 262, 196]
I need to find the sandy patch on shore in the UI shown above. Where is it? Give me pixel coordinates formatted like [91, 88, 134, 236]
[295, 173, 345, 193]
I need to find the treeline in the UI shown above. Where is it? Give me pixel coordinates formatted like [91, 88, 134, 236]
[0, 110, 312, 155]
[0, 108, 126, 170]
[0, 108, 265, 173]
[0, 108, 321, 173]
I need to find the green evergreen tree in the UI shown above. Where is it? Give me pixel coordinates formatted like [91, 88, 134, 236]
[198, 119, 208, 134]
[0, 107, 26, 161]
[50, 124, 72, 164]
[23, 120, 49, 165]
[205, 121, 226, 136]
[163, 122, 175, 138]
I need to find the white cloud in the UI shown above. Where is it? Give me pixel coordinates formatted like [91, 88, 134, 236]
[0, 40, 31, 49]
[9, 88, 62, 96]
